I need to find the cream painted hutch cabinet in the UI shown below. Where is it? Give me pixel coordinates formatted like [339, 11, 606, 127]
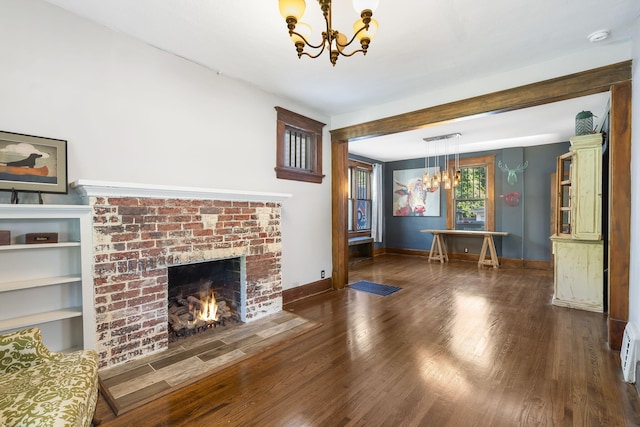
[550, 133, 604, 312]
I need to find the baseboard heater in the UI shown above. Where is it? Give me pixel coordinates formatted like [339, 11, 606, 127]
[621, 322, 639, 383]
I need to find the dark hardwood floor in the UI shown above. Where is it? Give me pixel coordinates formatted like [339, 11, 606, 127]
[95, 255, 640, 426]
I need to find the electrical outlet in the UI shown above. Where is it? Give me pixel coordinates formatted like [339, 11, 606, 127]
[464, 248, 468, 253]
[321, 270, 325, 279]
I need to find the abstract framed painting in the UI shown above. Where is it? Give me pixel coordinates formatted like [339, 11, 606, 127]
[393, 167, 440, 216]
[0, 131, 68, 194]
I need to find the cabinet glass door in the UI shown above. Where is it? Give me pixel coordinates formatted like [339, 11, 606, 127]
[557, 152, 572, 236]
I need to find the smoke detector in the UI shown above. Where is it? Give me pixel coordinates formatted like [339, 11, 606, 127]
[588, 29, 610, 43]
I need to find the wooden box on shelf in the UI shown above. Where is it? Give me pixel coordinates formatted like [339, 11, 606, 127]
[25, 232, 58, 244]
[0, 230, 9, 245]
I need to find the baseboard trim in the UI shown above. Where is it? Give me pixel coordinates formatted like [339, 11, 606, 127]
[379, 248, 552, 270]
[383, 248, 429, 257]
[500, 258, 553, 270]
[525, 259, 553, 270]
[609, 317, 626, 351]
[283, 278, 333, 305]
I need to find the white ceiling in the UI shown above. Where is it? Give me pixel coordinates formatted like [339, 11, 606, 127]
[42, 0, 639, 161]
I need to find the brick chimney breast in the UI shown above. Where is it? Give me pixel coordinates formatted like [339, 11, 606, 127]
[72, 181, 289, 369]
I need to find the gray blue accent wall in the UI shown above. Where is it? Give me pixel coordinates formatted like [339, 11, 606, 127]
[380, 142, 570, 261]
[522, 143, 571, 260]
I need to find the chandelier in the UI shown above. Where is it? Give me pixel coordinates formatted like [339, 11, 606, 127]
[278, 0, 380, 66]
[423, 133, 462, 191]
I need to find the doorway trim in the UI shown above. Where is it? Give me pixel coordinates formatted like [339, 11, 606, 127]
[330, 60, 632, 348]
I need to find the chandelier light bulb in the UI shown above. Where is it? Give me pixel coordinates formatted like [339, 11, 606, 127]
[353, 0, 380, 13]
[291, 22, 312, 44]
[279, 0, 306, 20]
[336, 32, 348, 52]
[354, 18, 379, 41]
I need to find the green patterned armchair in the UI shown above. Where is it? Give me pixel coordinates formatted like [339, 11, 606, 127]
[0, 328, 99, 427]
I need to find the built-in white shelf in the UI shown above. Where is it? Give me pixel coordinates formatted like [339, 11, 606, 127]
[0, 204, 94, 352]
[0, 275, 82, 293]
[0, 307, 83, 331]
[0, 242, 81, 251]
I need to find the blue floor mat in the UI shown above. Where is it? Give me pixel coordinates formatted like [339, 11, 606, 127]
[349, 281, 401, 296]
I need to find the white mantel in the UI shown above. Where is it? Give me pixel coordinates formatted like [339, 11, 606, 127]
[70, 180, 292, 203]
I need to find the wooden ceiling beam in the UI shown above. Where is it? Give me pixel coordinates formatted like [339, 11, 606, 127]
[330, 61, 631, 142]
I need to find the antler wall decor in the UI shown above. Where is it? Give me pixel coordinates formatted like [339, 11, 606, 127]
[498, 160, 528, 185]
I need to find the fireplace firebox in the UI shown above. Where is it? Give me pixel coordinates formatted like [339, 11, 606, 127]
[167, 257, 245, 342]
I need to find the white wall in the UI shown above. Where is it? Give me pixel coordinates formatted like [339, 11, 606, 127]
[0, 0, 332, 291]
[628, 16, 640, 327]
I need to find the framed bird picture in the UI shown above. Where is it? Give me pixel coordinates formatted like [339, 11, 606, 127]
[0, 131, 68, 194]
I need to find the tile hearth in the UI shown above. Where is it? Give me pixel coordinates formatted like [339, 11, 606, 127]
[98, 311, 320, 415]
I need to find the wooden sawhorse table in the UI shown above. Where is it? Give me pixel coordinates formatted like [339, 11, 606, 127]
[420, 229, 509, 268]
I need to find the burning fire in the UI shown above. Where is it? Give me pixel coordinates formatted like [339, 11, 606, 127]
[189, 291, 219, 322]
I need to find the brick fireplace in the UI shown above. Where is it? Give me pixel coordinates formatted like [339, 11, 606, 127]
[72, 181, 290, 369]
